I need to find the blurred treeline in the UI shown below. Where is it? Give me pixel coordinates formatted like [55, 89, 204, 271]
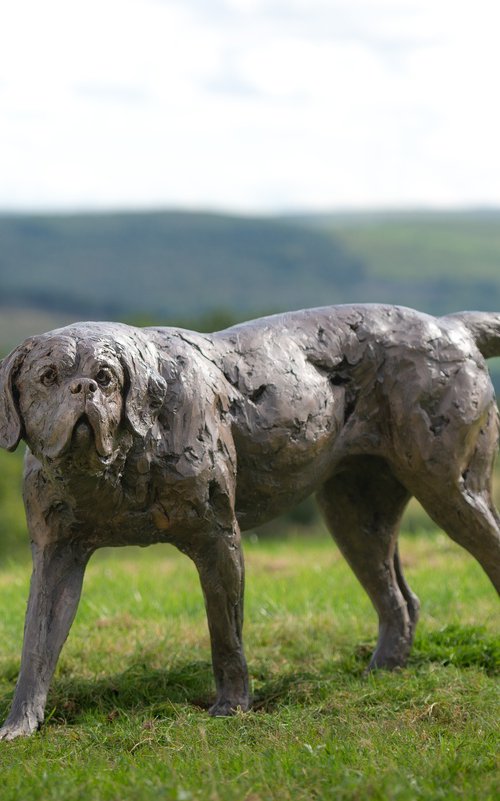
[2, 210, 500, 321]
[1, 208, 499, 383]
[0, 208, 499, 328]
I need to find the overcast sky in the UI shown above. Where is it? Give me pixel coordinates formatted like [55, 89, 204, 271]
[1, 0, 499, 213]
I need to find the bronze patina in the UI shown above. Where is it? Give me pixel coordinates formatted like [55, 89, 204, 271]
[0, 304, 499, 739]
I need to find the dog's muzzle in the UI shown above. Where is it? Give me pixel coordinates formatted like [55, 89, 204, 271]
[71, 414, 95, 449]
[43, 393, 115, 461]
[69, 405, 114, 459]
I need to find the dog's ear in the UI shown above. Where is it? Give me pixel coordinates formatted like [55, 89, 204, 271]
[119, 348, 169, 437]
[0, 342, 33, 451]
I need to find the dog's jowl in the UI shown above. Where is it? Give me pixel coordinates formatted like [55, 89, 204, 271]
[0, 304, 499, 739]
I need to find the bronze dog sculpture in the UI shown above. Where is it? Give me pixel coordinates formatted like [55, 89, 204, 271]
[0, 304, 499, 740]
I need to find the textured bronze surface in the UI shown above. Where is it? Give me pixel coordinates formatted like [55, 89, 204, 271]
[0, 304, 499, 739]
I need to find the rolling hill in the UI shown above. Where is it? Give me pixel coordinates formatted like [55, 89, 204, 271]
[0, 211, 363, 323]
[1, 208, 499, 347]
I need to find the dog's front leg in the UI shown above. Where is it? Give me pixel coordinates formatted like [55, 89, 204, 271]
[0, 540, 91, 740]
[192, 524, 250, 716]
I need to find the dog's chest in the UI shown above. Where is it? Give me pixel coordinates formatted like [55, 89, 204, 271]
[29, 453, 218, 550]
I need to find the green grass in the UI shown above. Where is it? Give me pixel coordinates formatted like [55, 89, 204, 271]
[0, 449, 26, 556]
[0, 532, 498, 800]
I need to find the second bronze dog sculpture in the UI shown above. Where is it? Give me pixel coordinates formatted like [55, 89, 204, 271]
[0, 303, 499, 740]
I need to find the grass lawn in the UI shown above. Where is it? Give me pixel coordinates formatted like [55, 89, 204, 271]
[0, 531, 498, 801]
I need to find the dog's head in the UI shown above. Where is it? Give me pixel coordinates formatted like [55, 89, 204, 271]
[0, 323, 168, 467]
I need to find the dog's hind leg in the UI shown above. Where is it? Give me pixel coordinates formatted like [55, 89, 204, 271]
[417, 486, 500, 593]
[0, 541, 91, 740]
[190, 521, 249, 716]
[411, 454, 500, 595]
[317, 456, 418, 670]
[393, 544, 420, 640]
[400, 400, 500, 594]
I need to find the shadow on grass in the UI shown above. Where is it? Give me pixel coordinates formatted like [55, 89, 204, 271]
[0, 625, 497, 727]
[0, 660, 215, 727]
[0, 656, 362, 725]
[0, 658, 337, 724]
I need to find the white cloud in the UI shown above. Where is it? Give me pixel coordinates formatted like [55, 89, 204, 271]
[1, 0, 500, 211]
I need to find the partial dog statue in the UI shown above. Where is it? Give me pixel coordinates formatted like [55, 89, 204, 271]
[0, 304, 499, 740]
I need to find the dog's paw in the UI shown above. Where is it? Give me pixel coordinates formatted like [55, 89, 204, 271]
[0, 712, 41, 741]
[208, 698, 250, 717]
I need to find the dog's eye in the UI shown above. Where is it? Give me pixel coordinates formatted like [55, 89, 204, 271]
[40, 366, 58, 386]
[95, 368, 113, 387]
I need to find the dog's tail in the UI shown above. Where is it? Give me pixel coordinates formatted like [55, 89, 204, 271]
[443, 311, 500, 359]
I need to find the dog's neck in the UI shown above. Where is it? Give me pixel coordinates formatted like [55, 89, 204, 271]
[30, 429, 140, 513]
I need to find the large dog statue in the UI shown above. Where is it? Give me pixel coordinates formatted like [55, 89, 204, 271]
[0, 304, 499, 740]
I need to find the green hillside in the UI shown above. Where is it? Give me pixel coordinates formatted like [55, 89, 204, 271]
[0, 211, 363, 321]
[1, 208, 499, 345]
[1, 209, 499, 324]
[305, 210, 500, 315]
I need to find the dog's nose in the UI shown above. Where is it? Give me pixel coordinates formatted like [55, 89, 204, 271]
[70, 378, 98, 395]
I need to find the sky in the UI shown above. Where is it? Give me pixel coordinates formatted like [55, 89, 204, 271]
[1, 0, 500, 213]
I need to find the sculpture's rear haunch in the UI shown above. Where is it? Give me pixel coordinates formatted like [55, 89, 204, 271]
[0, 303, 499, 740]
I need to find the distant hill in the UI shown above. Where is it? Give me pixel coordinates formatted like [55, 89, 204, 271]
[1, 209, 499, 325]
[1, 207, 500, 387]
[0, 210, 364, 322]
[307, 209, 500, 316]
[1, 206, 500, 331]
